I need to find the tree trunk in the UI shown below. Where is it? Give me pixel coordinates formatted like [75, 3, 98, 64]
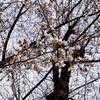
[46, 61, 71, 100]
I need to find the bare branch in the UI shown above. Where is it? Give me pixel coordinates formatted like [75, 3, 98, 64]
[2, 3, 25, 61]
[73, 13, 100, 45]
[70, 76, 100, 94]
[22, 67, 53, 100]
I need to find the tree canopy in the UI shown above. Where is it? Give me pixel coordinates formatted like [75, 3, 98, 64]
[0, 0, 100, 100]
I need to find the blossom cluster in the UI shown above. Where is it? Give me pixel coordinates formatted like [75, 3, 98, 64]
[11, 33, 84, 72]
[35, 33, 75, 69]
[44, 33, 67, 46]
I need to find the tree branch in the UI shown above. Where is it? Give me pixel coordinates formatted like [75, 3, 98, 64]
[63, 18, 79, 41]
[47, 10, 100, 34]
[67, 0, 82, 18]
[70, 76, 100, 94]
[22, 67, 53, 100]
[73, 13, 100, 45]
[2, 3, 25, 61]
[84, 59, 100, 63]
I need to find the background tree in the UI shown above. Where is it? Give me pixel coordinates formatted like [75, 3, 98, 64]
[0, 0, 100, 100]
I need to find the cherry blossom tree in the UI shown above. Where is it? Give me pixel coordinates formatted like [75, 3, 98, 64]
[0, 0, 100, 100]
